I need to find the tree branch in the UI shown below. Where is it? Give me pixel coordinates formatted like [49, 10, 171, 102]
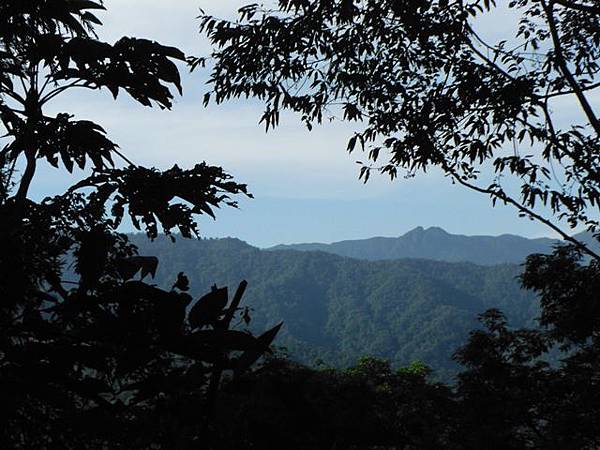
[542, 80, 600, 99]
[0, 87, 26, 105]
[15, 148, 36, 205]
[553, 0, 600, 15]
[543, 0, 600, 136]
[444, 164, 600, 262]
[40, 80, 91, 105]
[465, 31, 519, 83]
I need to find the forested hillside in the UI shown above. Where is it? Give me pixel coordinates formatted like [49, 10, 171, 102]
[131, 235, 539, 377]
[270, 226, 598, 265]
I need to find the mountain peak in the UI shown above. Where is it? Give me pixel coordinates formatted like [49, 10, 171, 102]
[270, 227, 565, 265]
[404, 226, 426, 236]
[404, 226, 449, 238]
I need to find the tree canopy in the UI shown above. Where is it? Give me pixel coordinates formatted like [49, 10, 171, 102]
[200, 0, 600, 258]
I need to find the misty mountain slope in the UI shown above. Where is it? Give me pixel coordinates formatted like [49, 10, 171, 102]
[269, 226, 599, 265]
[130, 235, 539, 376]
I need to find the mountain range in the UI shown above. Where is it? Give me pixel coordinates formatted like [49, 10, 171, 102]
[130, 232, 546, 379]
[268, 226, 598, 265]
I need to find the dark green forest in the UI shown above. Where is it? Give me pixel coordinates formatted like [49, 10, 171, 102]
[131, 234, 538, 378]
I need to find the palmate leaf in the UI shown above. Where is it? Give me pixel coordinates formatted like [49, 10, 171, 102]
[39, 36, 185, 109]
[232, 322, 283, 376]
[188, 285, 229, 329]
[116, 255, 159, 281]
[0, 1, 92, 39]
[70, 163, 251, 238]
[4, 113, 115, 172]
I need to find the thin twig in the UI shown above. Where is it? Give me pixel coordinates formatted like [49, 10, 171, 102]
[445, 165, 600, 261]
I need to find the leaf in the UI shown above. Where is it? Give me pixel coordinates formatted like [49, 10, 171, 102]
[221, 280, 248, 329]
[80, 11, 103, 25]
[69, 164, 250, 239]
[242, 307, 251, 325]
[232, 322, 283, 376]
[156, 43, 186, 61]
[117, 256, 159, 280]
[347, 135, 357, 152]
[188, 286, 228, 329]
[68, 0, 106, 11]
[172, 272, 190, 291]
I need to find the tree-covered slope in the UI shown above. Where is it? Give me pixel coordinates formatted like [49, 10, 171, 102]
[130, 235, 538, 377]
[269, 226, 562, 265]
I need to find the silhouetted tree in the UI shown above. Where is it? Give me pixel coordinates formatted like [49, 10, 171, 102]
[454, 248, 600, 449]
[199, 0, 600, 257]
[213, 356, 458, 449]
[0, 1, 279, 448]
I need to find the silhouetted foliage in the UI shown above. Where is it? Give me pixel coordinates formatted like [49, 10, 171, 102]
[454, 247, 600, 449]
[131, 238, 600, 448]
[213, 356, 458, 449]
[199, 0, 600, 258]
[0, 1, 277, 448]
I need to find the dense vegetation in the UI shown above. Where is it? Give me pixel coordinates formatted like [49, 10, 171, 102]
[130, 234, 538, 378]
[0, 2, 276, 448]
[211, 356, 457, 449]
[2, 0, 600, 448]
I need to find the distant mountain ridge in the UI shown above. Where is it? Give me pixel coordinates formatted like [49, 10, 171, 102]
[268, 226, 597, 265]
[125, 229, 597, 378]
[129, 235, 539, 379]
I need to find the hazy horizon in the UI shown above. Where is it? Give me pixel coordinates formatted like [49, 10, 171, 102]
[131, 224, 568, 250]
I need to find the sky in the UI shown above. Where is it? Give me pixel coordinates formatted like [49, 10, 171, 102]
[28, 0, 582, 247]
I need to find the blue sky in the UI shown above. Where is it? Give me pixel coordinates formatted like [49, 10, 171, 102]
[29, 0, 576, 247]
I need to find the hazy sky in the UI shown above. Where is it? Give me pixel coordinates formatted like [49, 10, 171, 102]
[30, 1, 576, 247]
